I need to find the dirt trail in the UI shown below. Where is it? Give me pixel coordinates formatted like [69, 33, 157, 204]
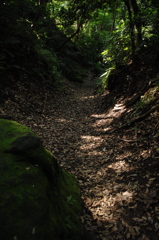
[35, 79, 159, 240]
[1, 76, 159, 240]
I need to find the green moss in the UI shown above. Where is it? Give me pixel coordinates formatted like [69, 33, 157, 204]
[0, 119, 33, 151]
[0, 119, 83, 240]
[58, 170, 83, 239]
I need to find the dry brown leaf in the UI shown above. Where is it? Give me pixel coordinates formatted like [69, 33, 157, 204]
[126, 232, 131, 238]
[132, 217, 144, 223]
[142, 234, 149, 240]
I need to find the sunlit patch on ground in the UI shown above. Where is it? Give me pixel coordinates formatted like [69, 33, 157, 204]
[80, 135, 104, 151]
[115, 152, 132, 161]
[91, 103, 126, 128]
[107, 160, 134, 173]
[80, 95, 96, 100]
[55, 118, 68, 122]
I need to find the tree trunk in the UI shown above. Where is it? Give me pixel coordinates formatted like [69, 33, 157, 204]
[37, 0, 49, 5]
[129, 0, 142, 45]
[123, 0, 135, 53]
[57, 22, 82, 51]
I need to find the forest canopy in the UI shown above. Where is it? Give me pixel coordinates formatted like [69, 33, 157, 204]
[0, 0, 159, 87]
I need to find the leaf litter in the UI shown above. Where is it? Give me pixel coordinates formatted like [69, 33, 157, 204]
[0, 75, 159, 240]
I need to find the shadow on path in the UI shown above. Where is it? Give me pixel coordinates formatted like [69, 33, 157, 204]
[3, 77, 159, 240]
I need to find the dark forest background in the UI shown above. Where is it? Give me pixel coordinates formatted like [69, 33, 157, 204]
[1, 0, 159, 93]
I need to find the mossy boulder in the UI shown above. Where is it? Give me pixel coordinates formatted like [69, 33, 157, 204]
[0, 119, 82, 240]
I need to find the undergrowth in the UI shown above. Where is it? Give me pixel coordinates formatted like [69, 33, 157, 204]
[96, 66, 115, 94]
[131, 80, 159, 117]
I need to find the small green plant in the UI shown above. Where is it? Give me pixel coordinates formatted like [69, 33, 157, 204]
[66, 195, 75, 205]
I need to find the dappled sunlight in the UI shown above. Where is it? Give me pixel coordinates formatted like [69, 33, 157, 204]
[93, 118, 113, 127]
[80, 95, 96, 100]
[81, 135, 103, 142]
[24, 64, 159, 240]
[55, 117, 77, 123]
[88, 189, 135, 220]
[115, 152, 132, 161]
[87, 150, 104, 156]
[91, 103, 126, 128]
[107, 160, 135, 173]
[80, 135, 104, 151]
[79, 128, 139, 232]
[55, 118, 69, 123]
[95, 126, 113, 132]
[2, 0, 159, 238]
[84, 170, 137, 230]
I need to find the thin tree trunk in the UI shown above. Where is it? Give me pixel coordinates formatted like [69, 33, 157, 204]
[123, 0, 135, 53]
[57, 23, 82, 51]
[129, 0, 142, 45]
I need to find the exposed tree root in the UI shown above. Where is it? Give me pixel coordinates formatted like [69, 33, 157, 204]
[121, 103, 159, 128]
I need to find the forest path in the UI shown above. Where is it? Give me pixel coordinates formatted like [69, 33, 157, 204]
[24, 75, 144, 240]
[23, 75, 131, 239]
[35, 76, 158, 240]
[3, 73, 159, 240]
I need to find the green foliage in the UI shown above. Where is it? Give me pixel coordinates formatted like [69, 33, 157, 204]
[1, 0, 159, 90]
[66, 195, 76, 205]
[35, 47, 60, 75]
[96, 66, 115, 93]
[0, 0, 62, 86]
